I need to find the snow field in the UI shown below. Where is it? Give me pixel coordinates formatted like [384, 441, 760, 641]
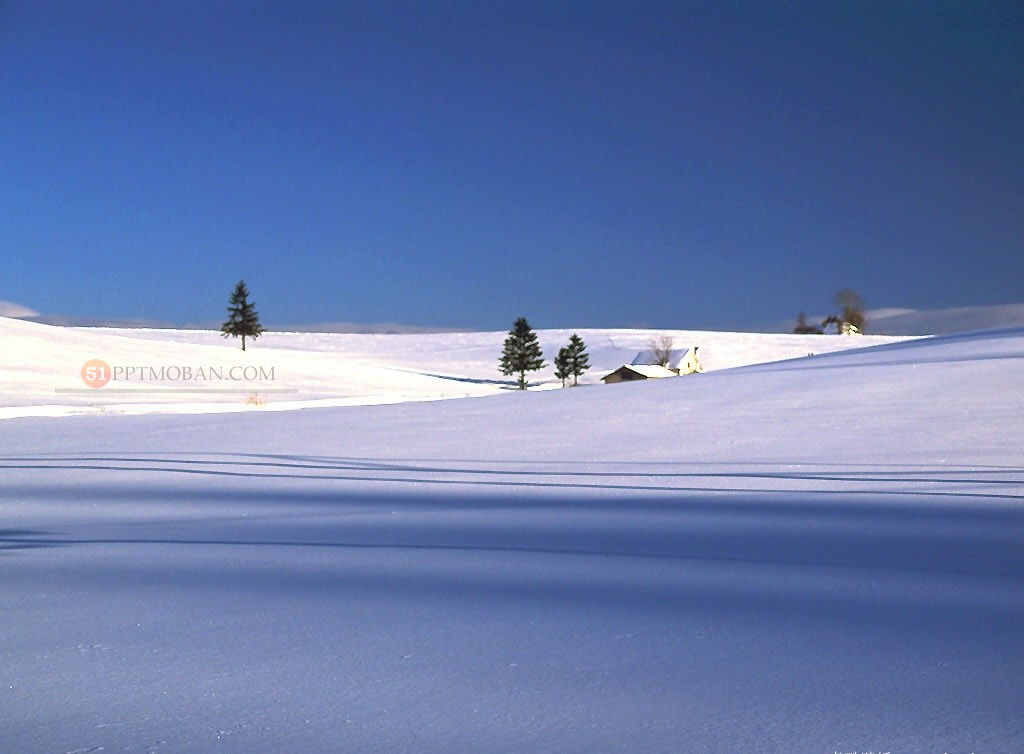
[1, 323, 1022, 751]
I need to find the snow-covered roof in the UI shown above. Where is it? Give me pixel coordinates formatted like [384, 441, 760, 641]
[609, 364, 678, 379]
[630, 347, 698, 370]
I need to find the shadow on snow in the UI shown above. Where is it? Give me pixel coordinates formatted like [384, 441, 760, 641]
[2, 452, 1024, 630]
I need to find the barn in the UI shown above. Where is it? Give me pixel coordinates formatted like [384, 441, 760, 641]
[630, 346, 704, 375]
[601, 364, 678, 384]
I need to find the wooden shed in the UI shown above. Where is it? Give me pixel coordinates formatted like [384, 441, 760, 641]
[601, 364, 678, 384]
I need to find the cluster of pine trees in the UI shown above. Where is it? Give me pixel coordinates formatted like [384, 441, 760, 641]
[219, 284, 592, 391]
[499, 318, 589, 390]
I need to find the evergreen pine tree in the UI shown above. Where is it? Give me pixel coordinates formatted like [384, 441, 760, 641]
[566, 333, 590, 385]
[554, 346, 571, 387]
[793, 311, 823, 334]
[499, 317, 545, 390]
[220, 280, 264, 351]
[794, 311, 809, 334]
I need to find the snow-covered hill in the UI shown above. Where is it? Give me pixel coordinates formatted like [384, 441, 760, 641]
[0, 315, 909, 418]
[8, 299, 1024, 336]
[1, 325, 1022, 751]
[760, 302, 1024, 335]
[866, 302, 1024, 335]
[0, 299, 39, 318]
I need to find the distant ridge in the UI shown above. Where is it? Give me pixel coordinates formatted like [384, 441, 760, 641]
[266, 322, 469, 334]
[865, 303, 1024, 335]
[0, 299, 39, 318]
[756, 303, 1024, 336]
[0, 301, 467, 334]
[5, 297, 1024, 336]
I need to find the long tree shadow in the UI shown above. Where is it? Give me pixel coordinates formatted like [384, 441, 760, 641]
[382, 367, 519, 387]
[13, 452, 1024, 469]
[4, 462, 1024, 627]
[2, 454, 1023, 493]
[4, 474, 1024, 581]
[9, 523, 1024, 630]
[0, 529, 61, 551]
[3, 454, 1024, 523]
[2, 470, 1024, 506]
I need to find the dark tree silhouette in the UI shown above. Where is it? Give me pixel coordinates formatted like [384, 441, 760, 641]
[554, 346, 571, 387]
[220, 280, 264, 351]
[835, 289, 866, 332]
[794, 311, 823, 334]
[565, 333, 590, 385]
[499, 317, 545, 390]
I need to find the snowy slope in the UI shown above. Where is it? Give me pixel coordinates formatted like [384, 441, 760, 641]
[0, 315, 908, 418]
[0, 315, 499, 418]
[1, 327, 1022, 752]
[866, 302, 1024, 335]
[759, 302, 1024, 335]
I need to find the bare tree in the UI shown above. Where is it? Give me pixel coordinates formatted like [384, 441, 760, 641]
[835, 289, 866, 332]
[821, 314, 841, 332]
[649, 334, 674, 368]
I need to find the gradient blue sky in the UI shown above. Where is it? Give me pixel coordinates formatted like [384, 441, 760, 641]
[2, 0, 1022, 330]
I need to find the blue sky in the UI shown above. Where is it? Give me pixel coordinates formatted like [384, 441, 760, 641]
[2, 0, 1022, 330]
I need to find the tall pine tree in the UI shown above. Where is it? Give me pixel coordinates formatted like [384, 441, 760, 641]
[499, 317, 545, 390]
[554, 346, 571, 387]
[220, 280, 264, 351]
[566, 333, 590, 386]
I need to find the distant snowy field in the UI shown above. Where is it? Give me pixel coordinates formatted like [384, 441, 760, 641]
[0, 315, 909, 419]
[2, 320, 1023, 752]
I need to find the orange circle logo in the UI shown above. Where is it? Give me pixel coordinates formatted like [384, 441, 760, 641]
[81, 359, 112, 388]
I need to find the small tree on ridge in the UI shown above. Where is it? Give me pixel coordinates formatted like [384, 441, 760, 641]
[554, 346, 571, 387]
[794, 311, 823, 334]
[221, 280, 264, 351]
[499, 317, 545, 390]
[565, 333, 590, 386]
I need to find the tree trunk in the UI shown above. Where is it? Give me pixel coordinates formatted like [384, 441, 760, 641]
[242, 335, 246, 351]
